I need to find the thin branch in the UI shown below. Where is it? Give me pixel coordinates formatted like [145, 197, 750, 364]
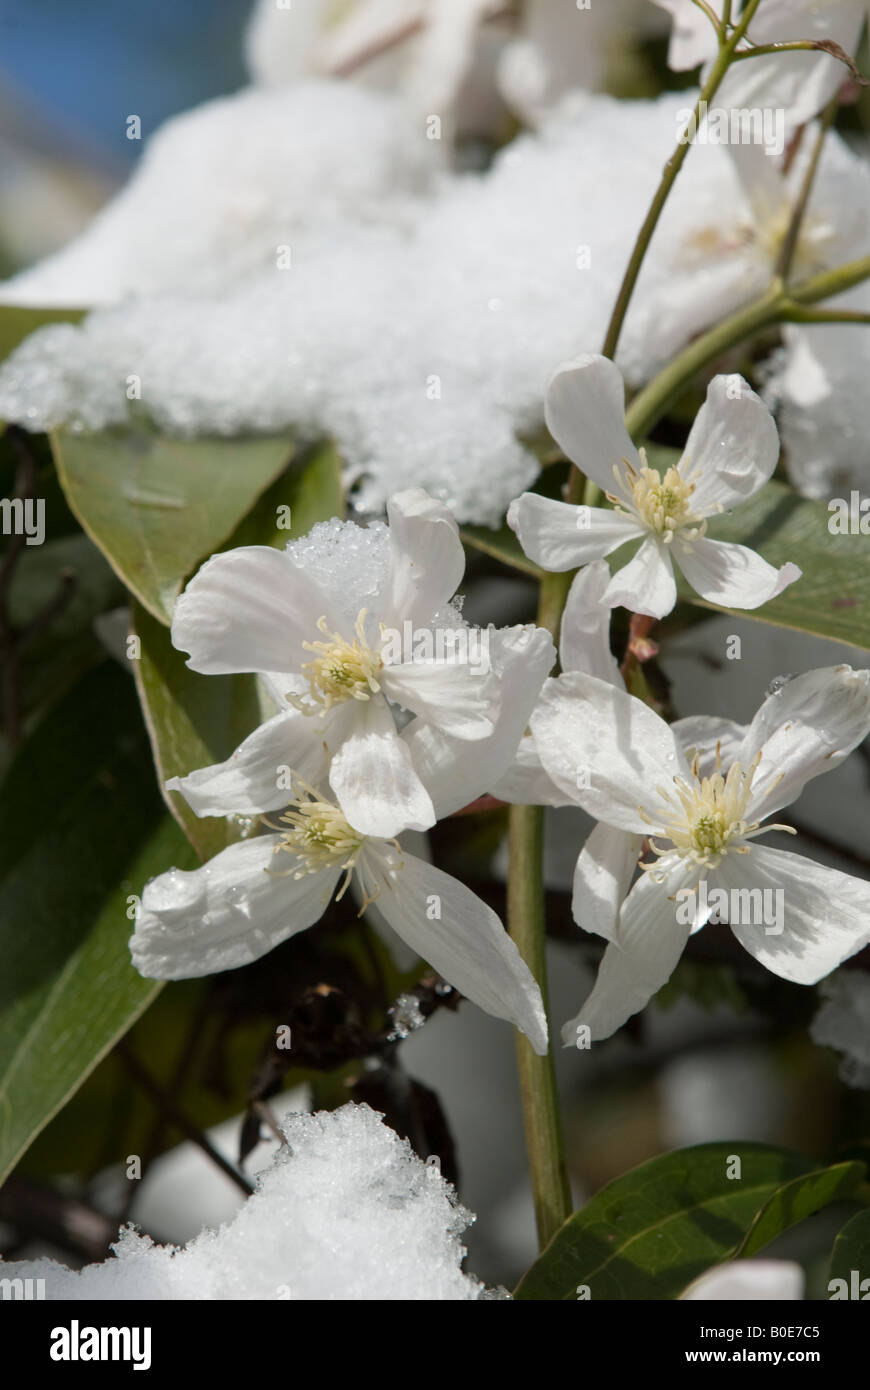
[732, 38, 869, 87]
[775, 96, 840, 282]
[116, 1041, 254, 1198]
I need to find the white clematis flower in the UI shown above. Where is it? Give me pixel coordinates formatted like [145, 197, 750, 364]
[491, 559, 621, 808]
[168, 489, 533, 840]
[508, 355, 801, 620]
[130, 781, 548, 1056]
[681, 1259, 805, 1301]
[653, 1, 869, 130]
[529, 664, 870, 1042]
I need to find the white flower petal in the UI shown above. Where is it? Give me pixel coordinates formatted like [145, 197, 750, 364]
[507, 493, 641, 572]
[739, 665, 870, 821]
[404, 624, 556, 818]
[717, 0, 866, 131]
[370, 846, 548, 1054]
[672, 714, 747, 779]
[329, 697, 435, 838]
[652, 0, 718, 71]
[682, 1260, 804, 1302]
[559, 560, 623, 685]
[171, 546, 332, 677]
[719, 844, 870, 985]
[679, 374, 780, 515]
[672, 535, 801, 610]
[383, 656, 499, 740]
[489, 732, 569, 807]
[544, 353, 642, 494]
[165, 707, 346, 818]
[131, 835, 337, 979]
[603, 535, 677, 619]
[561, 854, 695, 1043]
[380, 488, 465, 629]
[531, 671, 689, 832]
[572, 823, 643, 944]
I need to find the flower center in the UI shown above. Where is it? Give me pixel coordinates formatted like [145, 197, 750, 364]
[291, 609, 383, 714]
[638, 747, 766, 874]
[272, 785, 366, 898]
[630, 464, 697, 540]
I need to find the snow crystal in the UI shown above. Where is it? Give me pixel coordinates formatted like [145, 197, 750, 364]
[287, 518, 392, 620]
[388, 992, 427, 1039]
[811, 970, 870, 1089]
[284, 516, 465, 632]
[4, 83, 868, 521]
[0, 1104, 488, 1300]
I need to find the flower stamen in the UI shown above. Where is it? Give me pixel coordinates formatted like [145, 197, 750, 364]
[288, 609, 383, 716]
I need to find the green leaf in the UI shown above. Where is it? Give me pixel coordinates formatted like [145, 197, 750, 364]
[0, 305, 85, 367]
[679, 479, 870, 650]
[4, 532, 123, 728]
[50, 427, 295, 624]
[735, 1161, 866, 1259]
[226, 439, 344, 551]
[0, 662, 198, 1183]
[514, 1142, 813, 1301]
[829, 1207, 870, 1288]
[460, 524, 543, 578]
[131, 440, 346, 859]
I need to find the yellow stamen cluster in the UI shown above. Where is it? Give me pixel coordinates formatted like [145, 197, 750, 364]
[655, 752, 761, 868]
[271, 784, 366, 899]
[291, 609, 383, 714]
[629, 463, 700, 542]
[607, 448, 707, 544]
[640, 748, 795, 872]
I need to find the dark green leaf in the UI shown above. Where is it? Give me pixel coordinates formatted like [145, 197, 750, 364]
[0, 663, 197, 1183]
[829, 1207, 870, 1293]
[514, 1142, 813, 1301]
[735, 1161, 865, 1258]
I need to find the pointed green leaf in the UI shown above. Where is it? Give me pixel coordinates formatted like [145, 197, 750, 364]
[50, 427, 295, 624]
[514, 1143, 813, 1301]
[829, 1207, 870, 1288]
[0, 663, 197, 1183]
[734, 1161, 866, 1259]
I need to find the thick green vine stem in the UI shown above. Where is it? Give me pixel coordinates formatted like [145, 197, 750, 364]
[625, 253, 870, 441]
[507, 801, 572, 1250]
[507, 567, 572, 1251]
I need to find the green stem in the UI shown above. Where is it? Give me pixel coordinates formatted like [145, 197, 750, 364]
[625, 253, 870, 441]
[599, 0, 763, 363]
[774, 95, 839, 282]
[507, 568, 572, 1251]
[507, 799, 571, 1249]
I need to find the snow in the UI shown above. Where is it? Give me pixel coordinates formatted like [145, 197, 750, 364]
[0, 1103, 490, 1300]
[0, 91, 675, 524]
[3, 77, 868, 523]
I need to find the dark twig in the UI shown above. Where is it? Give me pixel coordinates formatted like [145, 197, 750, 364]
[116, 1040, 254, 1198]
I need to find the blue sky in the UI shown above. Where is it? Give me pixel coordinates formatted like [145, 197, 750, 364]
[0, 0, 252, 164]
